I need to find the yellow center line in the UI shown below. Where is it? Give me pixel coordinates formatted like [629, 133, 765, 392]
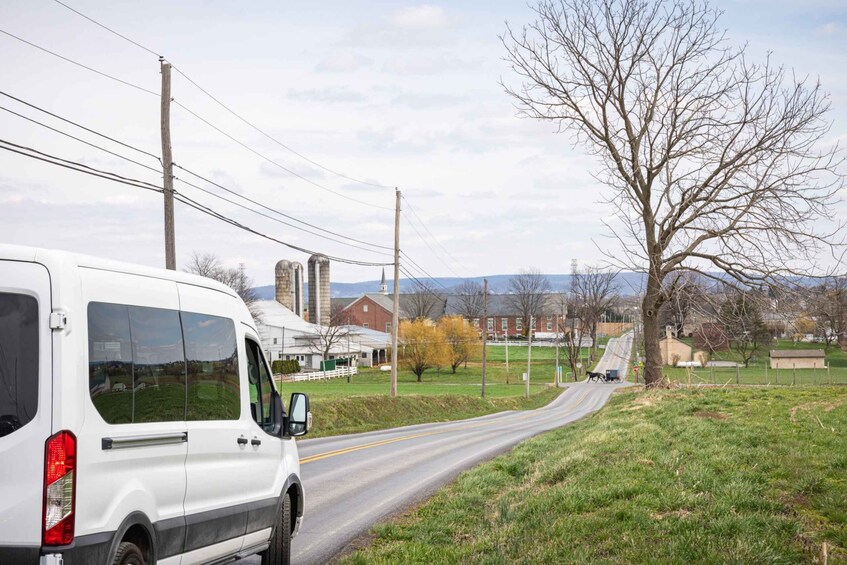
[299, 386, 594, 465]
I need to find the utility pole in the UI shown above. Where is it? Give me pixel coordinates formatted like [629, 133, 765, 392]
[390, 188, 401, 397]
[526, 316, 533, 398]
[481, 279, 488, 398]
[159, 57, 176, 270]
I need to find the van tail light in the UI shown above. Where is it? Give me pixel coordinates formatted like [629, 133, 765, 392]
[42, 430, 76, 546]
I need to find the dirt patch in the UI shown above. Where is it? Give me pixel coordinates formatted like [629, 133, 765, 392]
[789, 399, 846, 423]
[694, 410, 730, 420]
[651, 509, 691, 520]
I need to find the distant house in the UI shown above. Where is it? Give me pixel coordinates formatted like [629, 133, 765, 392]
[769, 349, 825, 369]
[659, 326, 693, 366]
[336, 293, 396, 333]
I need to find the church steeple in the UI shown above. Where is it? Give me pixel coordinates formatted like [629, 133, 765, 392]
[380, 268, 388, 295]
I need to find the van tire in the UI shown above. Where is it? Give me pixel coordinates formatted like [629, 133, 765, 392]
[262, 491, 292, 565]
[113, 541, 146, 565]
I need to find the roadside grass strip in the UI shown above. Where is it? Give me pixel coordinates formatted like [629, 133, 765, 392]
[306, 387, 563, 439]
[343, 387, 847, 564]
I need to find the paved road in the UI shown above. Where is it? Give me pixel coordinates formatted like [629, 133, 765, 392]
[243, 332, 633, 564]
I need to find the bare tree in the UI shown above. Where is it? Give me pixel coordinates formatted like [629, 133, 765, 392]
[506, 268, 552, 337]
[185, 251, 262, 322]
[401, 281, 444, 320]
[719, 288, 770, 367]
[807, 277, 847, 351]
[309, 303, 351, 362]
[453, 280, 485, 321]
[503, 0, 843, 386]
[571, 266, 619, 362]
[658, 276, 706, 338]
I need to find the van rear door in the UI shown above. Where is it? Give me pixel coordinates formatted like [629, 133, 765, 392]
[0, 260, 53, 554]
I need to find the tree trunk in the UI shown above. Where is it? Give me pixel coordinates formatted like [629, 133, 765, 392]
[642, 277, 664, 387]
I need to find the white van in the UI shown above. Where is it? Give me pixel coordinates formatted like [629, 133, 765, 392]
[0, 245, 311, 565]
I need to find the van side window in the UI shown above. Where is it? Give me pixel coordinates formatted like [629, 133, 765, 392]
[88, 302, 186, 424]
[88, 303, 134, 424]
[128, 306, 186, 423]
[0, 293, 39, 437]
[182, 312, 239, 420]
[245, 339, 275, 433]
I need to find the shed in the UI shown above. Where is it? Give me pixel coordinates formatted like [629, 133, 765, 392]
[769, 349, 825, 369]
[659, 326, 693, 366]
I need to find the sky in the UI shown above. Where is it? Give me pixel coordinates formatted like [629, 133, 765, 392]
[1, 0, 845, 287]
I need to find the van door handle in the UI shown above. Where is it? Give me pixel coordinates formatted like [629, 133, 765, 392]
[251, 438, 261, 446]
[237, 436, 248, 445]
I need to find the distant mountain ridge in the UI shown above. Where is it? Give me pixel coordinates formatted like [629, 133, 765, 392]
[253, 272, 647, 300]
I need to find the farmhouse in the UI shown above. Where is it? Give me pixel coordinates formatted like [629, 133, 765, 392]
[659, 326, 693, 366]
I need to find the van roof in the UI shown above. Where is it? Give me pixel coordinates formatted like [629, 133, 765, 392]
[0, 243, 241, 300]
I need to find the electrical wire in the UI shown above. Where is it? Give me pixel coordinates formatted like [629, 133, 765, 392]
[174, 175, 393, 256]
[0, 138, 392, 267]
[0, 105, 162, 176]
[401, 196, 468, 280]
[173, 164, 392, 251]
[52, 0, 161, 58]
[402, 194, 469, 276]
[50, 0, 392, 191]
[171, 100, 393, 212]
[0, 29, 158, 97]
[0, 139, 161, 193]
[0, 90, 160, 162]
[1, 90, 392, 254]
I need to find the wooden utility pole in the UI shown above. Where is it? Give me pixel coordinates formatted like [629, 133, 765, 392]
[525, 317, 533, 398]
[481, 279, 488, 398]
[390, 188, 401, 397]
[159, 57, 176, 270]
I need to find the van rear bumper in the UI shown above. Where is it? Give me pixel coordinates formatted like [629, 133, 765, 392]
[0, 532, 113, 565]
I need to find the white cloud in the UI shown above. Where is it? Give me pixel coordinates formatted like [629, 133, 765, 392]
[315, 53, 373, 73]
[392, 5, 449, 30]
[817, 21, 844, 35]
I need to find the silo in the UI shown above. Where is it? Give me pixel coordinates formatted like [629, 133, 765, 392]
[275, 260, 304, 317]
[308, 254, 331, 326]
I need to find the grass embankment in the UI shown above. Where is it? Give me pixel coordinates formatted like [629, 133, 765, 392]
[344, 386, 847, 564]
[308, 387, 561, 439]
[282, 365, 566, 438]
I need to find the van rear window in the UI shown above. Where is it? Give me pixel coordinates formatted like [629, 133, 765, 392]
[0, 293, 39, 438]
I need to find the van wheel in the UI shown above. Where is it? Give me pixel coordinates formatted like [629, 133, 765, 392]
[262, 491, 292, 565]
[113, 541, 146, 565]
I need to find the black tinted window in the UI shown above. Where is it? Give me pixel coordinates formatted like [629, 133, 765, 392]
[88, 303, 133, 424]
[89, 303, 187, 424]
[0, 293, 39, 437]
[183, 312, 239, 420]
[128, 306, 186, 423]
[246, 339, 275, 432]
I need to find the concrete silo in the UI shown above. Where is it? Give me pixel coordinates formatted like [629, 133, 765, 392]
[308, 254, 331, 326]
[274, 260, 304, 317]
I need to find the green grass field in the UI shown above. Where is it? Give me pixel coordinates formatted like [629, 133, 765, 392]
[343, 386, 847, 564]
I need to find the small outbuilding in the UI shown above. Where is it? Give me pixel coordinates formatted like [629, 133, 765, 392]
[769, 349, 825, 369]
[659, 326, 693, 366]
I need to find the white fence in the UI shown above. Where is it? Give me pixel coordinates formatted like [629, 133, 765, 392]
[278, 366, 358, 382]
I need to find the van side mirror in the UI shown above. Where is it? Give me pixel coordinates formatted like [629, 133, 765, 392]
[287, 393, 311, 437]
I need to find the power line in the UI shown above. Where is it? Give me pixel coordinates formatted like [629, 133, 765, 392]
[171, 100, 393, 212]
[171, 65, 393, 190]
[1, 90, 393, 255]
[402, 194, 468, 278]
[173, 164, 392, 251]
[174, 175, 393, 257]
[0, 105, 162, 176]
[0, 138, 392, 267]
[0, 90, 160, 162]
[49, 0, 393, 191]
[52, 0, 161, 58]
[0, 139, 161, 193]
[0, 29, 158, 97]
